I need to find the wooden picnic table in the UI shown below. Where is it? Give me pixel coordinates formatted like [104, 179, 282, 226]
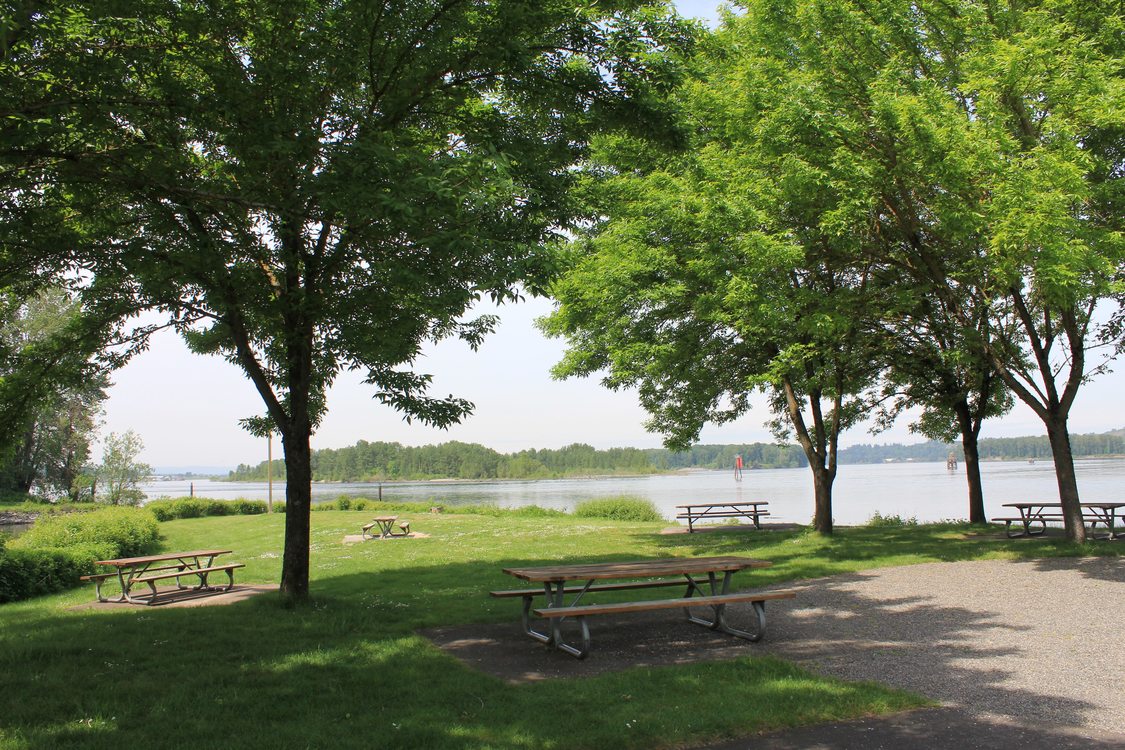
[496, 556, 794, 658]
[675, 501, 770, 532]
[361, 516, 411, 540]
[995, 502, 1125, 540]
[83, 549, 244, 605]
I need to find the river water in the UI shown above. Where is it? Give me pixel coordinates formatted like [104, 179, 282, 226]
[139, 457, 1125, 526]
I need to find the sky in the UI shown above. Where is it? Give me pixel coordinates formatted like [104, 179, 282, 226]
[96, 1, 1125, 470]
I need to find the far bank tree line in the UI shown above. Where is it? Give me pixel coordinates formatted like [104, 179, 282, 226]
[229, 430, 1125, 483]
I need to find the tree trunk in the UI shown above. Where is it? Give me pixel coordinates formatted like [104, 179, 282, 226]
[279, 427, 312, 602]
[1045, 415, 1085, 543]
[811, 465, 833, 534]
[953, 400, 986, 524]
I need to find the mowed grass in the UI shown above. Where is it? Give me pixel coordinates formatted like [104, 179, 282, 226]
[0, 511, 1119, 750]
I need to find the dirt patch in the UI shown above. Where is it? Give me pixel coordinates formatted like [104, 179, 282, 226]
[659, 522, 802, 535]
[69, 584, 278, 610]
[342, 532, 431, 544]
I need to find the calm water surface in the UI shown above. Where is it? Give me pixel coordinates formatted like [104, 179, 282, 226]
[141, 457, 1125, 526]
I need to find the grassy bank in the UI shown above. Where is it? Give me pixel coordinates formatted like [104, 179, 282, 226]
[0, 512, 1118, 749]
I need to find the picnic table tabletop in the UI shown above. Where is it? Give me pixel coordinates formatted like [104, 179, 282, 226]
[675, 501, 769, 509]
[1002, 502, 1125, 509]
[502, 556, 772, 583]
[95, 549, 233, 567]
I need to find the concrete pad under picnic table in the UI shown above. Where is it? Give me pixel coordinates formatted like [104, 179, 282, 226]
[342, 532, 431, 543]
[70, 584, 278, 609]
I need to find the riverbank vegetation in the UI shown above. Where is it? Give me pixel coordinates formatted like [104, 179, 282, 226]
[226, 430, 1125, 483]
[2, 510, 1120, 748]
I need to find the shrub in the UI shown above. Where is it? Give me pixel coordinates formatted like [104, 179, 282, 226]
[0, 544, 114, 603]
[573, 497, 663, 522]
[228, 499, 269, 516]
[10, 507, 159, 558]
[145, 497, 270, 521]
[866, 512, 919, 528]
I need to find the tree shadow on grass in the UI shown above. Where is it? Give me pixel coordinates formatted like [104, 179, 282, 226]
[0, 554, 913, 750]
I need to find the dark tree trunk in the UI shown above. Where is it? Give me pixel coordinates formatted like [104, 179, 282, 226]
[811, 465, 834, 534]
[1045, 414, 1085, 543]
[279, 427, 312, 602]
[953, 400, 986, 524]
[780, 378, 837, 535]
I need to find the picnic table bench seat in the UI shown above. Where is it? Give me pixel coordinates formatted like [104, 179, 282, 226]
[128, 563, 245, 603]
[533, 589, 797, 658]
[130, 563, 244, 585]
[535, 589, 796, 618]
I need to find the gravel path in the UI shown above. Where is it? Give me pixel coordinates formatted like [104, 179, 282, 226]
[754, 557, 1125, 735]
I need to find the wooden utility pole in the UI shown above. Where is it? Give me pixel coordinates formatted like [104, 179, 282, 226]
[267, 433, 273, 513]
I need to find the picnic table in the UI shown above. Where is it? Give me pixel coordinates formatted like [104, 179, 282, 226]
[361, 516, 411, 540]
[994, 502, 1125, 540]
[81, 549, 244, 605]
[493, 556, 795, 659]
[675, 501, 770, 532]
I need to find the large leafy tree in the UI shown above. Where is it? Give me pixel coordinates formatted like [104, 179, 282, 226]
[721, 0, 1123, 542]
[542, 125, 883, 534]
[0, 1, 690, 599]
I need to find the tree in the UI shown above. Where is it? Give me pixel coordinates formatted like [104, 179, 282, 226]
[0, 288, 109, 499]
[0, 2, 691, 599]
[872, 282, 1012, 524]
[97, 429, 151, 505]
[542, 107, 885, 533]
[711, 0, 1123, 542]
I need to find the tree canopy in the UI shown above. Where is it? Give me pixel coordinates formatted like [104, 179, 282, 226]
[545, 0, 1122, 538]
[0, 0, 693, 599]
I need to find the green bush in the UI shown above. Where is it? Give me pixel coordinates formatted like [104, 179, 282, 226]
[0, 544, 115, 603]
[573, 497, 663, 522]
[10, 507, 159, 558]
[145, 497, 271, 521]
[1, 507, 161, 603]
[866, 512, 919, 528]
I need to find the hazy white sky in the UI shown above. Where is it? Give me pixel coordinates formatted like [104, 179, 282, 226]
[97, 1, 1125, 469]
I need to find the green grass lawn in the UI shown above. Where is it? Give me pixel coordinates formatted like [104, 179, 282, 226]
[1, 512, 1119, 749]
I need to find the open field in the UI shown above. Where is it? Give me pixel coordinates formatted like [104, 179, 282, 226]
[1, 512, 1120, 749]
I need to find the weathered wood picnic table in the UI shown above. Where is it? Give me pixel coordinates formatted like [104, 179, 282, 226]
[994, 502, 1125, 540]
[81, 550, 244, 604]
[361, 516, 411, 540]
[675, 501, 770, 532]
[493, 556, 795, 659]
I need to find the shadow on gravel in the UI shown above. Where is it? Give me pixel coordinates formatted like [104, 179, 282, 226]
[702, 707, 1125, 750]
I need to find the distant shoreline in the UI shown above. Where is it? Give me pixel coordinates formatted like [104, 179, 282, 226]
[193, 454, 1125, 485]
